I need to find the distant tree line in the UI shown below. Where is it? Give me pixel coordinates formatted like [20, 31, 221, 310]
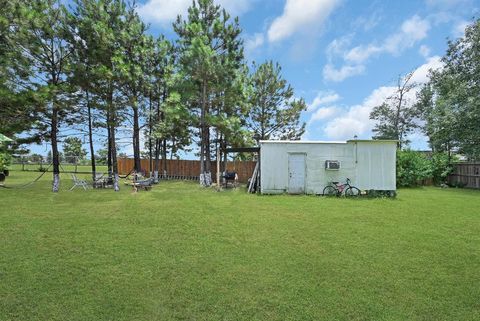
[0, 0, 306, 192]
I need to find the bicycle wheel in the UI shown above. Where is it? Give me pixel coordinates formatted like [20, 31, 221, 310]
[323, 185, 337, 197]
[345, 186, 361, 197]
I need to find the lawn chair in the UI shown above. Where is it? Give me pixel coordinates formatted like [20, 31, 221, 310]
[70, 174, 89, 191]
[124, 171, 153, 191]
[134, 178, 153, 191]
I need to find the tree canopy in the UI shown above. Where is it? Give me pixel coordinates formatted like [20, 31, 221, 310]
[247, 61, 306, 142]
[422, 19, 480, 159]
[2, 0, 311, 191]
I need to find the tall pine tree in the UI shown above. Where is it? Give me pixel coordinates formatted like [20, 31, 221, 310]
[0, 0, 39, 149]
[18, 0, 74, 192]
[174, 0, 244, 186]
[71, 0, 131, 190]
[247, 61, 306, 142]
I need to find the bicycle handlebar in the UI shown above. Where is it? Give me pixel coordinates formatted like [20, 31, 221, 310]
[329, 178, 351, 186]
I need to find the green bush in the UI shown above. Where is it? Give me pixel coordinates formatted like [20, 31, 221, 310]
[396, 150, 432, 187]
[0, 152, 11, 171]
[430, 152, 453, 184]
[396, 150, 454, 187]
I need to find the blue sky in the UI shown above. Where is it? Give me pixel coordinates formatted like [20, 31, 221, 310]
[28, 0, 479, 156]
[138, 0, 477, 149]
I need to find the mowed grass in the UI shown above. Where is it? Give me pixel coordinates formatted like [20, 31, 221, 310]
[1, 171, 479, 321]
[8, 163, 109, 173]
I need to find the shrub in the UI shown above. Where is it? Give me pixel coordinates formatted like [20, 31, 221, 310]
[430, 152, 454, 185]
[0, 152, 11, 172]
[396, 150, 432, 187]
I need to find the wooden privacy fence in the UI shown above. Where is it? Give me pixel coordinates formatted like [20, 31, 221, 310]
[118, 158, 257, 183]
[448, 162, 480, 188]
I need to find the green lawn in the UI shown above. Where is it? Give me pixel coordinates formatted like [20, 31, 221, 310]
[1, 171, 479, 321]
[8, 163, 108, 173]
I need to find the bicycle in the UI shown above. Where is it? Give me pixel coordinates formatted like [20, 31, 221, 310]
[322, 178, 361, 197]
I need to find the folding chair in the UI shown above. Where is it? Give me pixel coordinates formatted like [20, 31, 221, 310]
[70, 174, 89, 191]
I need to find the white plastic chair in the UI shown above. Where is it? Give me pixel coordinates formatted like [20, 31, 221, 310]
[70, 174, 89, 191]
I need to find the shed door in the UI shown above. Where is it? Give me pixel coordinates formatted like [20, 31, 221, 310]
[288, 153, 305, 194]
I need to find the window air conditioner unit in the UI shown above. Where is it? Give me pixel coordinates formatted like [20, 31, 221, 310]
[325, 160, 340, 170]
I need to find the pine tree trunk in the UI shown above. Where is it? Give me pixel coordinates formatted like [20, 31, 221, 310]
[132, 100, 141, 172]
[160, 87, 167, 178]
[200, 82, 206, 184]
[51, 105, 60, 192]
[148, 93, 153, 177]
[205, 126, 211, 173]
[107, 110, 112, 176]
[154, 95, 161, 182]
[162, 139, 167, 177]
[200, 126, 205, 183]
[107, 88, 119, 191]
[148, 140, 153, 177]
[200, 79, 211, 185]
[204, 92, 212, 186]
[222, 139, 227, 173]
[87, 90, 96, 182]
[154, 139, 160, 183]
[111, 125, 119, 191]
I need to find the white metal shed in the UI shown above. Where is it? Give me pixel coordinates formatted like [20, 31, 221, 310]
[259, 140, 397, 194]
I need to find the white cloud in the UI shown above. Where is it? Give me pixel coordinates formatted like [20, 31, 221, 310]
[137, 0, 188, 25]
[419, 45, 431, 58]
[307, 91, 341, 111]
[218, 0, 253, 16]
[453, 20, 469, 37]
[323, 64, 365, 82]
[324, 86, 394, 139]
[244, 33, 264, 56]
[325, 35, 352, 59]
[323, 56, 443, 140]
[324, 15, 431, 82]
[410, 55, 443, 83]
[343, 15, 430, 64]
[310, 106, 340, 122]
[137, 0, 253, 25]
[344, 44, 382, 64]
[401, 15, 430, 41]
[383, 15, 430, 55]
[324, 116, 370, 139]
[267, 0, 340, 42]
[352, 12, 382, 31]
